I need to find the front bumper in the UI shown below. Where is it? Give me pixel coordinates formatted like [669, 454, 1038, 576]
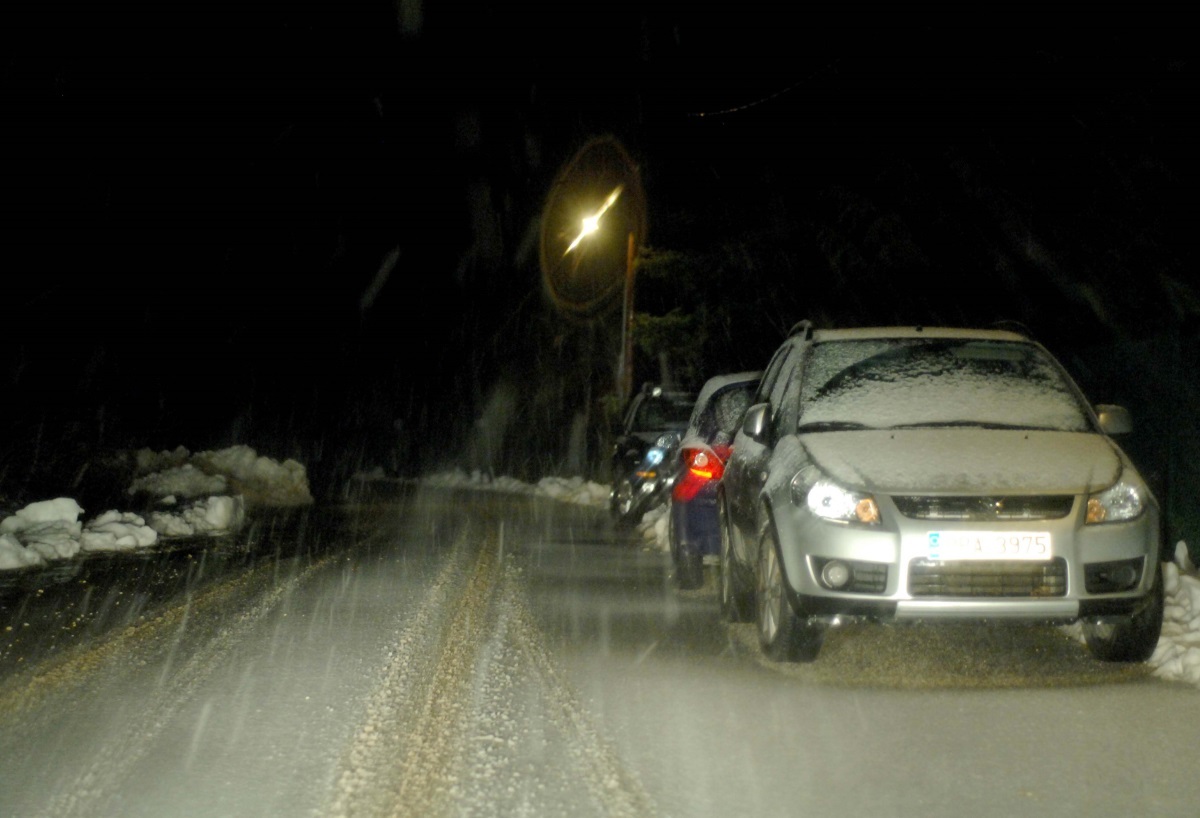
[773, 493, 1160, 624]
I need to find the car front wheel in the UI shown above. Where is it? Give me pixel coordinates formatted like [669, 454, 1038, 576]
[757, 523, 824, 662]
[612, 479, 638, 526]
[1083, 561, 1165, 662]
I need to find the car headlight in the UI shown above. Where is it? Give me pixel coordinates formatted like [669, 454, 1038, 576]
[791, 473, 880, 525]
[1086, 477, 1144, 524]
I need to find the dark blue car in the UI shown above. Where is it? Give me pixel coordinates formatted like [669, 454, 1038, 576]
[668, 371, 761, 589]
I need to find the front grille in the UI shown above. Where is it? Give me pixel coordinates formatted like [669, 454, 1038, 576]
[893, 495, 1074, 521]
[908, 558, 1067, 597]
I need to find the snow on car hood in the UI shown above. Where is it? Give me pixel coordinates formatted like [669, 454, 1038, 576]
[800, 429, 1123, 495]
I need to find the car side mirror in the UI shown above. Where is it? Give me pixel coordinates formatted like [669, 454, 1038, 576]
[1096, 404, 1132, 435]
[741, 403, 769, 443]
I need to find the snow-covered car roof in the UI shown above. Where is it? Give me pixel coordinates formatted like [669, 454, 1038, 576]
[690, 371, 762, 412]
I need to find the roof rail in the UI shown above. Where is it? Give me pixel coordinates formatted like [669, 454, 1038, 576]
[787, 320, 814, 340]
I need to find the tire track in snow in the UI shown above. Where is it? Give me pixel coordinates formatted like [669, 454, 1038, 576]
[327, 525, 480, 817]
[328, 514, 657, 817]
[386, 522, 504, 816]
[467, 559, 659, 818]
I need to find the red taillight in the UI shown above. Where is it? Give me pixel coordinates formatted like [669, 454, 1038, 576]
[674, 445, 726, 502]
[683, 446, 724, 481]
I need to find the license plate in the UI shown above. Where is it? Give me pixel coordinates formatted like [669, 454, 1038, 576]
[926, 531, 1052, 561]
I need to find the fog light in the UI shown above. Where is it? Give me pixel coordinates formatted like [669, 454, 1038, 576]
[1109, 564, 1139, 589]
[821, 559, 852, 589]
[1084, 557, 1144, 593]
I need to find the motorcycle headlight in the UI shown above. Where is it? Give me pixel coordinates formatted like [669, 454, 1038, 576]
[791, 472, 880, 525]
[1086, 477, 1144, 524]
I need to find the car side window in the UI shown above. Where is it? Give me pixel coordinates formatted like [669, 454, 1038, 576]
[769, 352, 805, 440]
[774, 345, 810, 438]
[757, 343, 794, 405]
[770, 368, 796, 440]
[768, 353, 797, 409]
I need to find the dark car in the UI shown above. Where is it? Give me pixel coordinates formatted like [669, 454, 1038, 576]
[609, 384, 694, 524]
[668, 371, 761, 589]
[719, 323, 1164, 663]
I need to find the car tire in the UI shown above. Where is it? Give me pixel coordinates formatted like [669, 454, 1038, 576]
[718, 497, 752, 622]
[756, 523, 824, 662]
[612, 479, 638, 527]
[1083, 561, 1165, 663]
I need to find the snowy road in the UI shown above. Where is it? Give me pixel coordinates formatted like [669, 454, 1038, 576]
[0, 486, 1197, 817]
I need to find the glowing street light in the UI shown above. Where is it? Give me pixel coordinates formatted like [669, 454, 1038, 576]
[559, 183, 639, 401]
[540, 137, 646, 413]
[564, 185, 624, 256]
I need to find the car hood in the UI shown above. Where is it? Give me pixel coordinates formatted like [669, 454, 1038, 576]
[799, 429, 1123, 495]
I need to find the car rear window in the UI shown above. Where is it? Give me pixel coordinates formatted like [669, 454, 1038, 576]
[692, 385, 754, 443]
[634, 396, 694, 431]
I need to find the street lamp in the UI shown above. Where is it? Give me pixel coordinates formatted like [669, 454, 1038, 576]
[561, 184, 637, 403]
[565, 185, 623, 255]
[538, 135, 647, 443]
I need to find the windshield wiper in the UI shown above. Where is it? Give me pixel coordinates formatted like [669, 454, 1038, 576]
[891, 421, 1056, 431]
[795, 420, 873, 433]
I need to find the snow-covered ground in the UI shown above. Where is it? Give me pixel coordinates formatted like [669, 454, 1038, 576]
[0, 445, 312, 571]
[416, 469, 1200, 689]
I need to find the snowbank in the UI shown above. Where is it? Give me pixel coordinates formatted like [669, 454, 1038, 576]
[146, 496, 246, 539]
[0, 499, 157, 570]
[1150, 543, 1200, 686]
[1, 446, 312, 571]
[417, 469, 611, 509]
[130, 444, 313, 507]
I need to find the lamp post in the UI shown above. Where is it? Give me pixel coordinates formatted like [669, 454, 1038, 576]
[538, 136, 646, 478]
[619, 230, 636, 404]
[563, 185, 636, 405]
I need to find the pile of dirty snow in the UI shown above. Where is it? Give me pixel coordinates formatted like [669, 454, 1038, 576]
[417, 469, 611, 509]
[0, 498, 157, 570]
[130, 444, 313, 507]
[1151, 543, 1200, 686]
[1, 445, 313, 571]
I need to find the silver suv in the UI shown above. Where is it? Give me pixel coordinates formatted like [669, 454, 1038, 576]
[718, 323, 1164, 662]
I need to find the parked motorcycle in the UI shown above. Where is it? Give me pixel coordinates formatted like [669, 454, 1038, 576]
[610, 431, 682, 527]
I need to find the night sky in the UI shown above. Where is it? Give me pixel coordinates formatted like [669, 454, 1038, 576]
[3, 5, 1194, 501]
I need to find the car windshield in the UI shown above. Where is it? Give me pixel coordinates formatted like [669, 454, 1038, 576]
[797, 338, 1093, 432]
